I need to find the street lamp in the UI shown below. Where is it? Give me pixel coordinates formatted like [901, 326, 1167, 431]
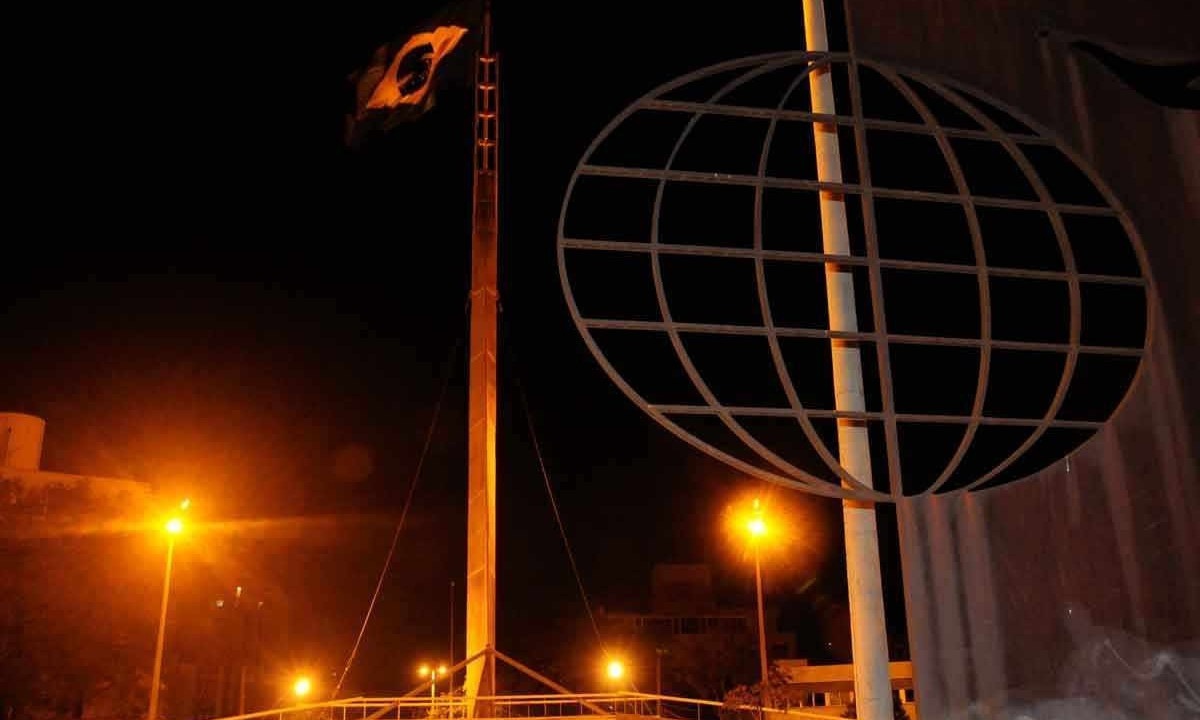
[419, 663, 448, 712]
[293, 676, 313, 699]
[746, 498, 770, 714]
[605, 659, 625, 683]
[602, 658, 628, 714]
[148, 501, 188, 720]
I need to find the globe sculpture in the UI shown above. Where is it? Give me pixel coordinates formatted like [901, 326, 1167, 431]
[557, 52, 1151, 501]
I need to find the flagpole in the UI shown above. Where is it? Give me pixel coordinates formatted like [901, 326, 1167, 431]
[801, 1, 895, 719]
[464, 0, 499, 716]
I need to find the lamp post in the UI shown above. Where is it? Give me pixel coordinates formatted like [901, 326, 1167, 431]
[420, 663, 448, 714]
[746, 499, 770, 715]
[604, 658, 626, 714]
[148, 511, 185, 720]
[654, 648, 667, 718]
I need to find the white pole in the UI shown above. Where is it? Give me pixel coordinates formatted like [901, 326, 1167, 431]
[148, 538, 175, 720]
[801, 2, 895, 719]
[754, 548, 769, 715]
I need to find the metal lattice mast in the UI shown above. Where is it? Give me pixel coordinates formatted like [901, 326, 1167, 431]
[464, 0, 499, 715]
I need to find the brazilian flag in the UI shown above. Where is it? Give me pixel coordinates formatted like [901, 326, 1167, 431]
[346, 0, 480, 146]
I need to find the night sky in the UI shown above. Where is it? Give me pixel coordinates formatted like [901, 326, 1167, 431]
[2, 0, 934, 695]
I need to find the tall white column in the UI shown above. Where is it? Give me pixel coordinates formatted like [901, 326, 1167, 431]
[802, 2, 895, 719]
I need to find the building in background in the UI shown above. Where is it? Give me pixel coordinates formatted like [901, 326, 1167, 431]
[597, 564, 795, 700]
[0, 412, 151, 518]
[595, 562, 919, 717]
[172, 581, 291, 718]
[1, 413, 154, 720]
[1, 412, 297, 720]
[776, 659, 917, 718]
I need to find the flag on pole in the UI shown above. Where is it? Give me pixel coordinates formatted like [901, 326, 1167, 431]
[345, 1, 479, 146]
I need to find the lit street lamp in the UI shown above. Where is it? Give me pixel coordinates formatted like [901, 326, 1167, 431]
[605, 659, 625, 684]
[148, 501, 188, 720]
[293, 676, 313, 700]
[419, 663, 448, 712]
[602, 658, 628, 714]
[746, 498, 770, 714]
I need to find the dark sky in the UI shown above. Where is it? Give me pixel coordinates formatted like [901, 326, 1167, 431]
[0, 0, 993, 695]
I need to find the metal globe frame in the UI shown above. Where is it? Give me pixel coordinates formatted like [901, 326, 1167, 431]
[557, 51, 1154, 502]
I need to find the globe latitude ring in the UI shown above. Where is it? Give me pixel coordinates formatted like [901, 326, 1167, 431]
[557, 51, 1152, 502]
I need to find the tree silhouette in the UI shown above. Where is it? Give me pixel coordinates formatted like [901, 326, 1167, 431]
[841, 692, 911, 720]
[720, 663, 792, 720]
[666, 631, 758, 702]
